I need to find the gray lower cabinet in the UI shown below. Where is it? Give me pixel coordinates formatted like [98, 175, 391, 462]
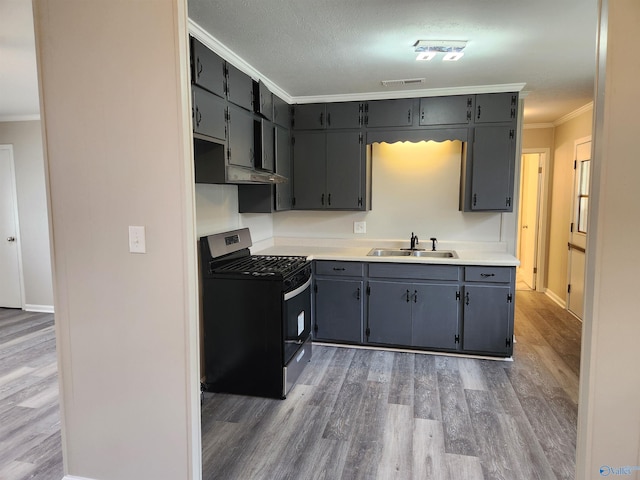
[367, 280, 459, 349]
[313, 261, 364, 343]
[314, 278, 363, 343]
[462, 266, 514, 356]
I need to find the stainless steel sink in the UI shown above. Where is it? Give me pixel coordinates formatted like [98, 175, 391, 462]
[367, 249, 413, 257]
[367, 248, 457, 258]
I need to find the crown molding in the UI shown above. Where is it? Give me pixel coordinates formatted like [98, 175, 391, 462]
[188, 19, 293, 103]
[554, 102, 594, 126]
[188, 19, 526, 106]
[523, 123, 555, 130]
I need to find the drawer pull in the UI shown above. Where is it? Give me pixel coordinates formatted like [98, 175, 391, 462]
[480, 273, 495, 278]
[332, 267, 346, 271]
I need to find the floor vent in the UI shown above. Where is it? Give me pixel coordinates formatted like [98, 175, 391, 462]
[381, 78, 426, 87]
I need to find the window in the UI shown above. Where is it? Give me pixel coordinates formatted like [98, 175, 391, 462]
[576, 159, 590, 234]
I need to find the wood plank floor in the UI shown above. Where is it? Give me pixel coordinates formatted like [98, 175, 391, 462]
[0, 308, 62, 480]
[202, 291, 582, 480]
[0, 290, 582, 480]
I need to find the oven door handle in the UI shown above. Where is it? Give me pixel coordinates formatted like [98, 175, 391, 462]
[284, 277, 312, 301]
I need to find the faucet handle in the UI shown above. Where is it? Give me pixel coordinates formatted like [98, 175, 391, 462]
[430, 237, 437, 251]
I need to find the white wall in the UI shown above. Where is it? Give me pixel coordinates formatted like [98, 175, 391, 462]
[274, 140, 505, 246]
[577, 1, 640, 478]
[0, 120, 53, 310]
[195, 183, 274, 242]
[34, 1, 200, 479]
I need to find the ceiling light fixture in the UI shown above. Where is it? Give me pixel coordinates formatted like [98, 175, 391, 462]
[414, 40, 467, 61]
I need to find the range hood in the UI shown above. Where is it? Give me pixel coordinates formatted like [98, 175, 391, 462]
[193, 137, 287, 185]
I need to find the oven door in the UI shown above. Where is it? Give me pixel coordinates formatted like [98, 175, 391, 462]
[283, 277, 312, 365]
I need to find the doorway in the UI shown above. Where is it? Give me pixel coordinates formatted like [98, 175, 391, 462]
[567, 137, 591, 320]
[517, 149, 549, 292]
[0, 145, 24, 308]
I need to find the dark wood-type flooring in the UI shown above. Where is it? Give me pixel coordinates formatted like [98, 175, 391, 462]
[201, 291, 582, 480]
[0, 308, 62, 480]
[0, 290, 582, 480]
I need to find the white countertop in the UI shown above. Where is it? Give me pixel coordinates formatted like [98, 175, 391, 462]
[252, 238, 520, 267]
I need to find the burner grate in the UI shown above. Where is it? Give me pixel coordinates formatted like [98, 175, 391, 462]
[213, 255, 308, 277]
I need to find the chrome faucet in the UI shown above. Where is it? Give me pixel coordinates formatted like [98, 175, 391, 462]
[410, 232, 419, 250]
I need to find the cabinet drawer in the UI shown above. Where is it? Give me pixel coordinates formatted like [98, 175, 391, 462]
[464, 266, 512, 283]
[315, 261, 364, 277]
[368, 263, 459, 281]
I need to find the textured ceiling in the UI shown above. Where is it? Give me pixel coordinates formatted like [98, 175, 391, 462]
[188, 0, 598, 124]
[1, 1, 597, 124]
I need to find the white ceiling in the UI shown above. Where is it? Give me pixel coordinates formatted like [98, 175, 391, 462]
[188, 0, 597, 124]
[0, 1, 597, 124]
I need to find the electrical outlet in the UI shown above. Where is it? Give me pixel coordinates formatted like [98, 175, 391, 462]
[354, 221, 366, 234]
[128, 226, 146, 253]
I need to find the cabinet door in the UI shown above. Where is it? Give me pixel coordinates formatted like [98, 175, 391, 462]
[419, 96, 473, 126]
[273, 95, 291, 128]
[411, 284, 460, 350]
[365, 99, 414, 128]
[192, 86, 226, 142]
[292, 131, 326, 209]
[470, 126, 515, 211]
[462, 285, 512, 355]
[326, 102, 362, 129]
[474, 93, 518, 124]
[254, 119, 274, 172]
[226, 63, 253, 111]
[293, 104, 326, 130]
[253, 81, 273, 120]
[367, 281, 412, 346]
[191, 38, 226, 98]
[275, 126, 292, 210]
[227, 104, 254, 169]
[314, 278, 363, 343]
[326, 131, 363, 209]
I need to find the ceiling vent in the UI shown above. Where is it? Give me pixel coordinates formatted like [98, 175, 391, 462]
[381, 78, 426, 87]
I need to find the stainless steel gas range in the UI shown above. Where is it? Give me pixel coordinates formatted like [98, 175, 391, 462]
[199, 228, 312, 399]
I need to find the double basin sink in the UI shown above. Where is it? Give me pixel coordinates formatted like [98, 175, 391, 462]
[367, 248, 457, 258]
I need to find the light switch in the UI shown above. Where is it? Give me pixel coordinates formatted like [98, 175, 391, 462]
[128, 226, 146, 253]
[354, 221, 366, 234]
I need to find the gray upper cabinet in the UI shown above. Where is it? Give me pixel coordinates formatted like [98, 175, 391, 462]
[420, 95, 473, 126]
[467, 125, 516, 211]
[227, 104, 254, 169]
[275, 126, 292, 210]
[292, 131, 365, 210]
[253, 81, 273, 121]
[293, 104, 326, 130]
[226, 63, 253, 111]
[326, 131, 364, 209]
[474, 92, 518, 124]
[326, 102, 363, 129]
[364, 99, 414, 128]
[192, 85, 226, 142]
[191, 37, 226, 98]
[254, 119, 274, 172]
[292, 131, 326, 209]
[273, 95, 291, 128]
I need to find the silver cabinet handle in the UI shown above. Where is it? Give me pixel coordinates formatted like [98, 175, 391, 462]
[7, 237, 16, 242]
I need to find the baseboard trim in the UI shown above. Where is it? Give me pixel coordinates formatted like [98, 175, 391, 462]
[24, 304, 55, 313]
[63, 476, 97, 480]
[544, 289, 566, 309]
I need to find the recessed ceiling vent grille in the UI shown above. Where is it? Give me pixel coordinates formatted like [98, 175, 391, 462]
[381, 78, 426, 87]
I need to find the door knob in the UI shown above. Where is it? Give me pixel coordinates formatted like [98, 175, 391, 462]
[7, 237, 16, 242]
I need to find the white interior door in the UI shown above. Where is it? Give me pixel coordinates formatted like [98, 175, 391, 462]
[0, 145, 23, 308]
[567, 137, 591, 319]
[518, 153, 541, 289]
